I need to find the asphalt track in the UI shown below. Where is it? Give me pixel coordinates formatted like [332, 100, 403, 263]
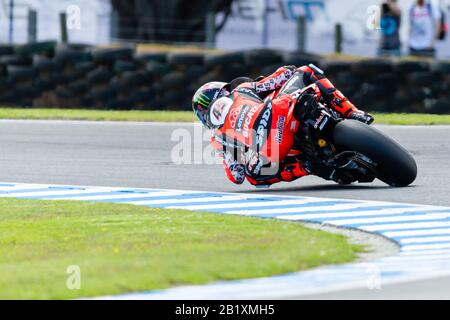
[0, 119, 449, 299]
[0, 120, 449, 206]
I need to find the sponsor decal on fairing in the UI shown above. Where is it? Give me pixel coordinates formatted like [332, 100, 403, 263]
[255, 102, 272, 149]
[241, 105, 259, 138]
[275, 116, 286, 144]
[210, 97, 233, 127]
[235, 105, 251, 133]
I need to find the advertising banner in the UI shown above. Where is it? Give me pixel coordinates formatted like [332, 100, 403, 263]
[216, 0, 450, 59]
[0, 0, 111, 44]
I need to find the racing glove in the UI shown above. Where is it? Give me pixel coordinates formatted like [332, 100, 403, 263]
[221, 151, 246, 184]
[348, 111, 374, 125]
[229, 163, 245, 184]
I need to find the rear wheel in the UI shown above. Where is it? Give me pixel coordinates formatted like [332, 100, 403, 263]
[333, 120, 417, 187]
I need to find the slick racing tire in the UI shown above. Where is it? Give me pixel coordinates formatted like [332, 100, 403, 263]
[15, 41, 56, 56]
[167, 52, 204, 66]
[204, 52, 245, 67]
[0, 44, 14, 56]
[91, 47, 134, 64]
[333, 120, 417, 187]
[351, 59, 393, 77]
[394, 61, 429, 74]
[135, 52, 168, 64]
[244, 49, 283, 68]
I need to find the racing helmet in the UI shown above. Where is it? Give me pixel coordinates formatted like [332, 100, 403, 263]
[192, 81, 229, 129]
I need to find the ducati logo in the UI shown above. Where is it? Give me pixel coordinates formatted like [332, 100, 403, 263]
[255, 103, 272, 148]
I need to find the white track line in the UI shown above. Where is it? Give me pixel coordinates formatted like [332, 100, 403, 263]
[384, 228, 450, 238]
[268, 206, 442, 221]
[168, 198, 335, 211]
[0, 188, 115, 198]
[380, 254, 450, 262]
[402, 243, 450, 252]
[53, 190, 190, 201]
[0, 185, 60, 192]
[361, 221, 450, 232]
[326, 212, 450, 226]
[225, 202, 386, 215]
[3, 181, 450, 299]
[399, 249, 450, 256]
[399, 236, 450, 244]
[124, 195, 258, 206]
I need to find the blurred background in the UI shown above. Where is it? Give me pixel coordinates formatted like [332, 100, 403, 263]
[0, 0, 449, 114]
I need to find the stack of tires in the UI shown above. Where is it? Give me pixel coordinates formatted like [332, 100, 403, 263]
[162, 52, 206, 110]
[0, 42, 449, 114]
[0, 41, 56, 107]
[51, 44, 94, 107]
[324, 59, 450, 114]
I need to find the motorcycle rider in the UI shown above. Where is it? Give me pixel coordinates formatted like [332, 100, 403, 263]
[192, 64, 374, 187]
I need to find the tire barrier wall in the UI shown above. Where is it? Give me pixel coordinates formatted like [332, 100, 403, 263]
[1, 42, 450, 114]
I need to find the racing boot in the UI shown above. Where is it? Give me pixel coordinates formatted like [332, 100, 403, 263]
[298, 64, 374, 124]
[315, 78, 374, 124]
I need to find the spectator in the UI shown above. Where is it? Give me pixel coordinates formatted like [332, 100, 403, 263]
[409, 0, 442, 57]
[379, 0, 402, 57]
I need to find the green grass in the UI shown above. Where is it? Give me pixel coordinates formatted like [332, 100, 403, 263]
[0, 107, 448, 125]
[372, 113, 450, 125]
[0, 108, 197, 122]
[0, 198, 362, 300]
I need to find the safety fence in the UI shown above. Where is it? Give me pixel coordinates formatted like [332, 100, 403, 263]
[1, 41, 450, 114]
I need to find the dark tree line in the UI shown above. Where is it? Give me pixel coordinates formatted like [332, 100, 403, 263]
[111, 0, 233, 42]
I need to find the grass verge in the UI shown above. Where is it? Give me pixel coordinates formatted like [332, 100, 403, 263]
[0, 198, 362, 299]
[372, 113, 450, 125]
[0, 108, 449, 125]
[0, 108, 197, 122]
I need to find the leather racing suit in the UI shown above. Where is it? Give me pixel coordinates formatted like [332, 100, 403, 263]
[210, 65, 363, 186]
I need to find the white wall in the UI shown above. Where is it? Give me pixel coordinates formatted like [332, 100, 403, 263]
[0, 0, 112, 44]
[216, 0, 450, 59]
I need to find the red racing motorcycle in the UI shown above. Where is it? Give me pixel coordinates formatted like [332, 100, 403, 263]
[265, 80, 417, 187]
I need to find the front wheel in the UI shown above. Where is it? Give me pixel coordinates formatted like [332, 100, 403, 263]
[332, 120, 417, 187]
